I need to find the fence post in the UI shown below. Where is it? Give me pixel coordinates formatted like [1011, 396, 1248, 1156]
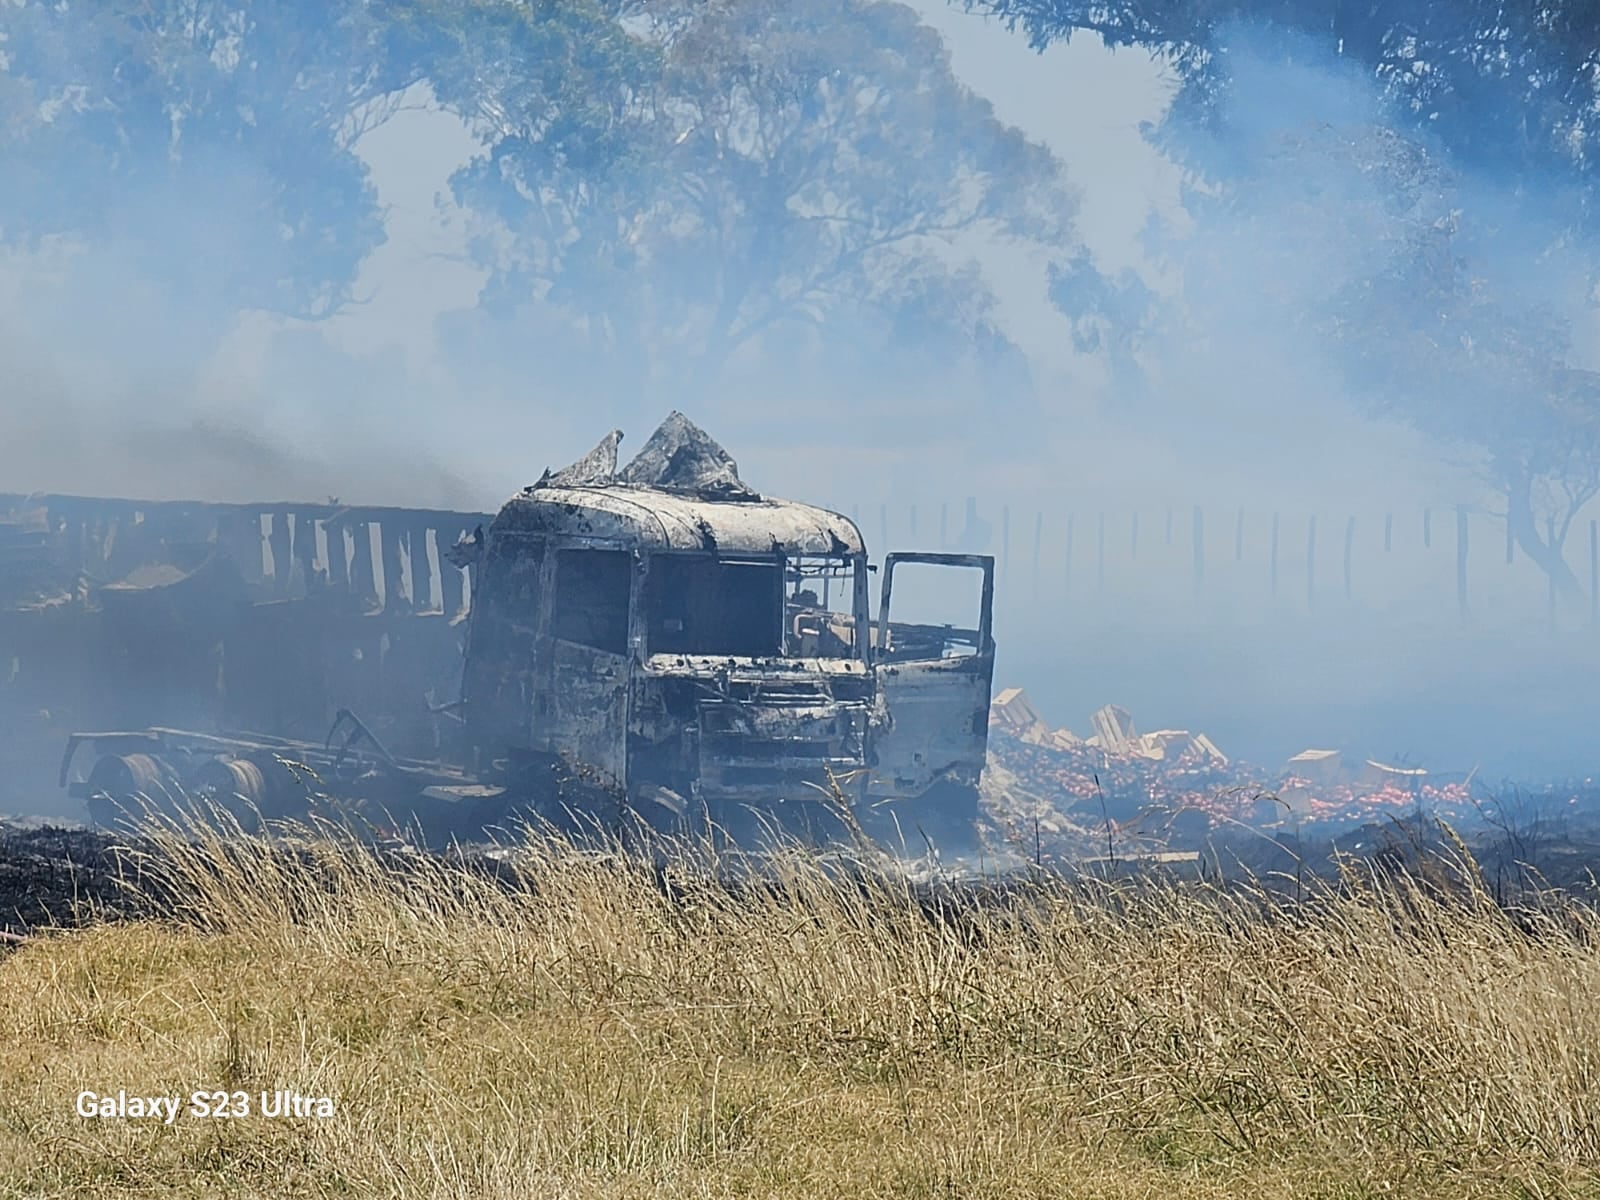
[1270, 511, 1280, 598]
[1344, 516, 1356, 602]
[1456, 506, 1469, 620]
[1542, 515, 1555, 633]
[1031, 511, 1042, 592]
[1306, 515, 1317, 611]
[1591, 519, 1598, 628]
[1097, 511, 1106, 592]
[1192, 506, 1204, 597]
[1064, 513, 1075, 593]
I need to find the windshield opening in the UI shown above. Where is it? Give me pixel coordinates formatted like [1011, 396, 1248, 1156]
[645, 554, 783, 657]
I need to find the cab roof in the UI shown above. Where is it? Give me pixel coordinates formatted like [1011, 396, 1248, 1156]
[490, 412, 865, 556]
[492, 485, 866, 557]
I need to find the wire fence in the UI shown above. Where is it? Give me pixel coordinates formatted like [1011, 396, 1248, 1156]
[843, 498, 1600, 635]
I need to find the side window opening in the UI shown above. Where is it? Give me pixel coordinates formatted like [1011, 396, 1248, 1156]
[464, 535, 544, 667]
[552, 549, 631, 654]
[784, 555, 861, 657]
[879, 558, 988, 662]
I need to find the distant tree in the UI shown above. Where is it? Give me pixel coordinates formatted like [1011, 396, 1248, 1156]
[1046, 248, 1156, 401]
[965, 0, 1600, 214]
[429, 0, 1079, 402]
[964, 0, 1600, 601]
[0, 1, 426, 326]
[1307, 125, 1600, 598]
[0, 0, 1077, 416]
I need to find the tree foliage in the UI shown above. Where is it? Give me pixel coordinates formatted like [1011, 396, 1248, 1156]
[1, 0, 1077, 407]
[968, 0, 1600, 204]
[432, 0, 1078, 397]
[0, 1, 433, 322]
[967, 0, 1600, 596]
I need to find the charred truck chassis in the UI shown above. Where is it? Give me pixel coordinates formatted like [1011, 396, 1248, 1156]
[47, 415, 998, 849]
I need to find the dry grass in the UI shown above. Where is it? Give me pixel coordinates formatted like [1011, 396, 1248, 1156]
[2, 817, 1599, 1198]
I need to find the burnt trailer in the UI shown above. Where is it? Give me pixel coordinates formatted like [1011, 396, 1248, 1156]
[58, 414, 997, 848]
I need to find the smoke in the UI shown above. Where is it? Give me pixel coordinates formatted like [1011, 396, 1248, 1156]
[935, 18, 1600, 779]
[2, 4, 1597, 789]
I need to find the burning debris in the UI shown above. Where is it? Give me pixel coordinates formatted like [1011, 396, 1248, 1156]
[982, 688, 1477, 852]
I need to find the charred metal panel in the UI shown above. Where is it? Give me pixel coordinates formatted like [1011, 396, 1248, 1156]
[94, 553, 245, 730]
[696, 697, 867, 802]
[524, 547, 634, 790]
[541, 637, 629, 791]
[461, 533, 545, 758]
[868, 656, 993, 796]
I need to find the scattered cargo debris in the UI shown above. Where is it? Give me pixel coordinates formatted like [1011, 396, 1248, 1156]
[992, 687, 1047, 739]
[1360, 760, 1428, 790]
[1089, 703, 1136, 750]
[1286, 748, 1343, 784]
[983, 694, 1477, 858]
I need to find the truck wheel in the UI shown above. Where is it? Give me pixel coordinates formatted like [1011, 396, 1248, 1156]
[84, 753, 183, 829]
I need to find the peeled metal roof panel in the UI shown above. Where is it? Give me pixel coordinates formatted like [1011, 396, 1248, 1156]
[529, 412, 759, 501]
[614, 411, 757, 500]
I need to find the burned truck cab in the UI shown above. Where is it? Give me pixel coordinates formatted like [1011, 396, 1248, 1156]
[459, 414, 997, 842]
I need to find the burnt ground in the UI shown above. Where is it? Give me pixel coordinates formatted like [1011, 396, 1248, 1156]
[7, 803, 1600, 948]
[0, 821, 148, 936]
